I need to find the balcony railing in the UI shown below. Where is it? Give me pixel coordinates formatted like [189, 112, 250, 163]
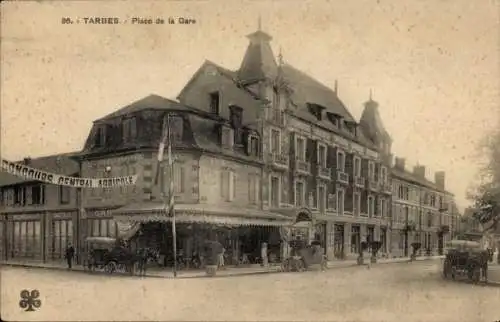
[381, 182, 392, 194]
[295, 159, 311, 174]
[367, 179, 379, 191]
[354, 176, 365, 188]
[327, 193, 337, 210]
[336, 171, 349, 184]
[268, 152, 289, 169]
[269, 109, 286, 127]
[318, 165, 331, 180]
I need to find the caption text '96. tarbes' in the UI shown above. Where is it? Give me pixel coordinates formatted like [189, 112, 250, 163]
[61, 17, 196, 25]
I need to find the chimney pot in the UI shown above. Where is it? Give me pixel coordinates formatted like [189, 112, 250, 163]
[413, 165, 426, 178]
[394, 157, 406, 170]
[435, 171, 446, 190]
[23, 157, 32, 165]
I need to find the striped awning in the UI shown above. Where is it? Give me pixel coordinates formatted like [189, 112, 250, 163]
[112, 202, 293, 227]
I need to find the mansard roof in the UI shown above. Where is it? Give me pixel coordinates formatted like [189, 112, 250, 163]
[391, 167, 448, 194]
[0, 152, 80, 187]
[97, 94, 194, 122]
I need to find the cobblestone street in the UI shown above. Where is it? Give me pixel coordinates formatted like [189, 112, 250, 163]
[2, 259, 499, 322]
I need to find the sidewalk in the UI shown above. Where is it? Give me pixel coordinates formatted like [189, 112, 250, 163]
[0, 255, 445, 279]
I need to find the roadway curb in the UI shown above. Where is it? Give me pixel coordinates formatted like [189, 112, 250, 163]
[1, 256, 445, 279]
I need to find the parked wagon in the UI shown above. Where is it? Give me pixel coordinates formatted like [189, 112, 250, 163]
[442, 239, 489, 283]
[282, 239, 327, 272]
[83, 236, 136, 275]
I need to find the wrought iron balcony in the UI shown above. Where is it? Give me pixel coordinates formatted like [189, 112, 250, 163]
[327, 193, 337, 211]
[367, 179, 379, 191]
[336, 170, 349, 184]
[294, 159, 311, 174]
[354, 176, 365, 188]
[318, 165, 331, 180]
[381, 182, 392, 194]
[269, 109, 286, 127]
[268, 152, 289, 169]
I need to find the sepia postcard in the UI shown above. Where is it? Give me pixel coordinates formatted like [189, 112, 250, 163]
[1, 0, 499, 321]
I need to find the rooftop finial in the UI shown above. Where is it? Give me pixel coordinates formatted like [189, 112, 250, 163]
[258, 15, 262, 31]
[278, 47, 284, 65]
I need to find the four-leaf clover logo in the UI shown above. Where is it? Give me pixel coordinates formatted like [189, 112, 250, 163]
[19, 289, 41, 312]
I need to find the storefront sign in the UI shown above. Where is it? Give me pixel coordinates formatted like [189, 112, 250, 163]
[1, 159, 137, 188]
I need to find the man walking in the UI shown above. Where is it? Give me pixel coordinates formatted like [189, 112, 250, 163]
[65, 243, 75, 269]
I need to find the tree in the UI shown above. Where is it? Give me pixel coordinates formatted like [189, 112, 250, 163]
[469, 125, 500, 233]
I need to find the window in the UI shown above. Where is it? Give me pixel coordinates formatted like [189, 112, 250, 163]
[88, 218, 116, 238]
[221, 169, 235, 201]
[317, 143, 327, 167]
[29, 185, 44, 205]
[368, 161, 375, 180]
[221, 126, 234, 148]
[295, 136, 306, 161]
[229, 106, 243, 128]
[51, 219, 73, 260]
[248, 174, 260, 204]
[353, 157, 361, 177]
[317, 185, 326, 213]
[380, 166, 387, 184]
[337, 189, 345, 215]
[380, 198, 387, 217]
[353, 192, 361, 215]
[12, 220, 41, 258]
[209, 92, 220, 115]
[271, 129, 281, 154]
[174, 164, 185, 194]
[270, 176, 280, 207]
[94, 126, 105, 147]
[122, 117, 137, 143]
[295, 180, 305, 207]
[59, 186, 70, 204]
[170, 116, 184, 142]
[368, 196, 375, 217]
[14, 187, 25, 206]
[336, 150, 345, 171]
[248, 135, 259, 156]
[430, 194, 436, 207]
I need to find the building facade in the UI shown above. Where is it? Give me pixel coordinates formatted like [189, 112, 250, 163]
[0, 154, 80, 262]
[391, 158, 458, 257]
[1, 26, 461, 266]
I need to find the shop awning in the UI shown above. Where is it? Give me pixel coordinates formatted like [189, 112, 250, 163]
[112, 202, 293, 227]
[116, 221, 141, 240]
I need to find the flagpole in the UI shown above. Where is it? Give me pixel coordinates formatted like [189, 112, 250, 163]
[166, 115, 178, 278]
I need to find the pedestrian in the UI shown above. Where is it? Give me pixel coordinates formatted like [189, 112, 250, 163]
[65, 243, 75, 269]
[261, 242, 268, 267]
[218, 246, 226, 270]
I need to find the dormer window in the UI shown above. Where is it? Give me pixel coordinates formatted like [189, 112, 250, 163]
[170, 115, 184, 142]
[344, 121, 357, 136]
[94, 125, 106, 147]
[248, 134, 259, 156]
[122, 117, 137, 143]
[229, 105, 243, 128]
[307, 103, 325, 121]
[209, 91, 220, 115]
[326, 112, 340, 127]
[221, 126, 234, 148]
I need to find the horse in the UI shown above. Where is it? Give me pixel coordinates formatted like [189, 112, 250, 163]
[135, 248, 160, 276]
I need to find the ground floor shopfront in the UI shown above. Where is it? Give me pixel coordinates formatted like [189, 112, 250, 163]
[390, 228, 451, 258]
[0, 210, 78, 263]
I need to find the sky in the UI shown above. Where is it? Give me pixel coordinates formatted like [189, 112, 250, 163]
[1, 0, 499, 211]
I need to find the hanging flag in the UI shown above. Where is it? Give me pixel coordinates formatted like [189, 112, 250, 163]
[154, 116, 169, 185]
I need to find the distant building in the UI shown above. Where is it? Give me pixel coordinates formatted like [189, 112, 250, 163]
[391, 159, 459, 256]
[0, 154, 79, 262]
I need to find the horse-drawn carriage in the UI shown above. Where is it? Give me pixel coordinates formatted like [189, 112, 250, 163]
[281, 239, 327, 272]
[442, 239, 489, 283]
[83, 237, 136, 274]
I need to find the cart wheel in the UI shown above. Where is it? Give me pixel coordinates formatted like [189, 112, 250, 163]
[105, 261, 117, 274]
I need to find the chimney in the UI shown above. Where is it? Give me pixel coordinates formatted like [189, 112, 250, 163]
[23, 157, 32, 165]
[394, 157, 405, 170]
[413, 165, 426, 178]
[435, 171, 445, 190]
